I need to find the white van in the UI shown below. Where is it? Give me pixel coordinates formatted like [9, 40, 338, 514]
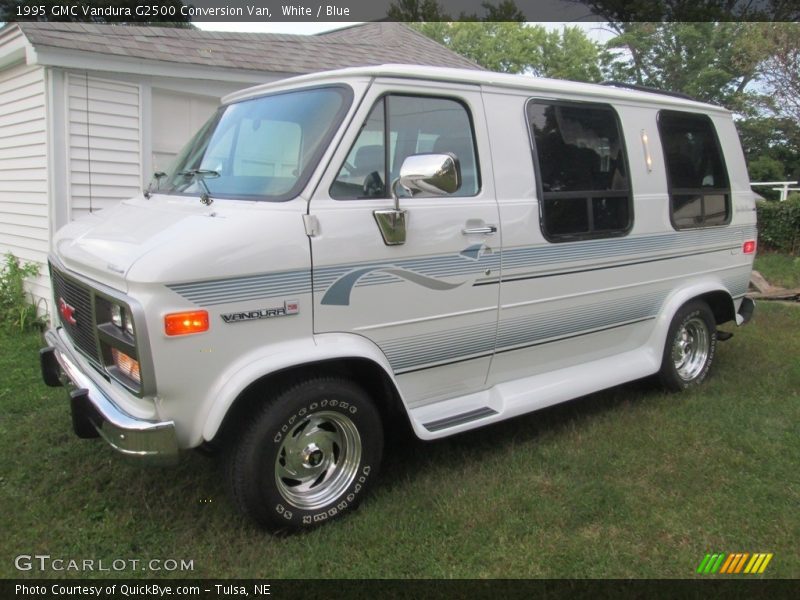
[40, 65, 756, 531]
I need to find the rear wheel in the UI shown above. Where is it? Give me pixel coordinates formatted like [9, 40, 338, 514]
[659, 300, 717, 391]
[225, 377, 383, 532]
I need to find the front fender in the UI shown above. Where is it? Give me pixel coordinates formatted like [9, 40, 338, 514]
[201, 332, 400, 441]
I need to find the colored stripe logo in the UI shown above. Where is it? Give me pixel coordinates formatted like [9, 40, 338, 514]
[696, 553, 773, 574]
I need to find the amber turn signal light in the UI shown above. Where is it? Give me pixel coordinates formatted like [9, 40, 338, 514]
[164, 310, 209, 336]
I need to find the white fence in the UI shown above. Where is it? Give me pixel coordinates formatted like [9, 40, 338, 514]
[751, 181, 800, 201]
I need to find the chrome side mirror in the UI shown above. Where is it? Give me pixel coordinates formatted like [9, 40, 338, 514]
[373, 153, 462, 246]
[394, 153, 462, 199]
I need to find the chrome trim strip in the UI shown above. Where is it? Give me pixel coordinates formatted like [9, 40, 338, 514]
[423, 407, 498, 432]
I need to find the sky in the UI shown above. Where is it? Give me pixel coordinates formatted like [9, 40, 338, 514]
[194, 21, 616, 44]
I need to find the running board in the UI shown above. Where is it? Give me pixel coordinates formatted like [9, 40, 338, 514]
[406, 347, 660, 440]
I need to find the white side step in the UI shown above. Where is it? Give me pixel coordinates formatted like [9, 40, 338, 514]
[408, 348, 661, 440]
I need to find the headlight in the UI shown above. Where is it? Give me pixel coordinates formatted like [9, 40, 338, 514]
[95, 296, 142, 394]
[111, 304, 124, 328]
[110, 303, 134, 337]
[123, 312, 134, 336]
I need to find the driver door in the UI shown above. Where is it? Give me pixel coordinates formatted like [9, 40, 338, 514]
[309, 83, 500, 408]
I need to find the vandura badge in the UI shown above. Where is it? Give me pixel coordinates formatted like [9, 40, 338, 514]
[220, 300, 299, 324]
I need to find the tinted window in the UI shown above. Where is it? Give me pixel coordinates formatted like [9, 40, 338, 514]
[331, 95, 479, 199]
[528, 100, 632, 241]
[659, 111, 730, 229]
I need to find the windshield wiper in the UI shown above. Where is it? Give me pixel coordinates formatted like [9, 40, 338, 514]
[180, 169, 220, 206]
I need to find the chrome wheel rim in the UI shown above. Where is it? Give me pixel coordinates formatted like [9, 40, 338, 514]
[274, 411, 361, 510]
[672, 317, 710, 381]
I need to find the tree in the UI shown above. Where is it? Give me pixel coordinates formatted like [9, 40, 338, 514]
[747, 156, 786, 185]
[388, 0, 524, 21]
[577, 0, 800, 22]
[602, 22, 800, 182]
[387, 0, 451, 21]
[536, 25, 604, 81]
[759, 23, 800, 126]
[412, 22, 604, 81]
[603, 22, 770, 110]
[736, 116, 800, 184]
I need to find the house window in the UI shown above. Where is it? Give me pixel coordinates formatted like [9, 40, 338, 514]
[658, 111, 730, 229]
[330, 95, 480, 199]
[527, 100, 632, 241]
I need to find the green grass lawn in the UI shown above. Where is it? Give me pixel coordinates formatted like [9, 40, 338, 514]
[1, 303, 798, 579]
[754, 253, 800, 289]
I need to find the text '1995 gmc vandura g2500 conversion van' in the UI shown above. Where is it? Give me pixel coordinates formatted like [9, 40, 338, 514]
[40, 65, 756, 531]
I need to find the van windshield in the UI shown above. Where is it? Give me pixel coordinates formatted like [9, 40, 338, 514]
[159, 86, 352, 202]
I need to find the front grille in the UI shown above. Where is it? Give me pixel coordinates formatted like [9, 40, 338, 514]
[50, 265, 101, 364]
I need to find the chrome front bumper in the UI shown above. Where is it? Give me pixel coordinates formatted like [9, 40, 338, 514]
[41, 328, 178, 465]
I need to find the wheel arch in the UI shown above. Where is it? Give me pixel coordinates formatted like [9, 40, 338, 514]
[648, 281, 735, 361]
[201, 334, 408, 445]
[696, 289, 737, 326]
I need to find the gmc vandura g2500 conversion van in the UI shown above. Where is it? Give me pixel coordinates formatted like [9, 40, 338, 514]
[40, 65, 756, 531]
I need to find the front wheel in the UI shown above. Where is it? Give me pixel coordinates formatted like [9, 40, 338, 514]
[659, 300, 717, 391]
[225, 377, 383, 532]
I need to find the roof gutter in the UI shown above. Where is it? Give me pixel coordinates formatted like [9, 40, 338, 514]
[0, 24, 37, 70]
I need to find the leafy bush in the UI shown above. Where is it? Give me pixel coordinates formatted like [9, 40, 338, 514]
[756, 194, 800, 255]
[0, 252, 46, 332]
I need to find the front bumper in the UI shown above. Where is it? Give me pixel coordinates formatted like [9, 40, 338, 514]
[41, 328, 178, 465]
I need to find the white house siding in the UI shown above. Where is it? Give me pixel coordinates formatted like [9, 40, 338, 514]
[67, 72, 141, 221]
[152, 88, 219, 173]
[0, 61, 51, 309]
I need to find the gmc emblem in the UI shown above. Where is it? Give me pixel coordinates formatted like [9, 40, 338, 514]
[58, 297, 77, 326]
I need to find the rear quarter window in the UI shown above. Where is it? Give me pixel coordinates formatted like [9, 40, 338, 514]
[658, 110, 731, 229]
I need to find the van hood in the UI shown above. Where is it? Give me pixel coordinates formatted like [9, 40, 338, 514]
[54, 196, 219, 289]
[54, 195, 309, 292]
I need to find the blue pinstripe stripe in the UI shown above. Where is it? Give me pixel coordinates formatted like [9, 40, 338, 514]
[167, 226, 756, 307]
[382, 322, 497, 371]
[721, 273, 750, 297]
[495, 292, 663, 349]
[382, 290, 665, 372]
[501, 227, 754, 271]
[318, 226, 754, 296]
[167, 271, 311, 306]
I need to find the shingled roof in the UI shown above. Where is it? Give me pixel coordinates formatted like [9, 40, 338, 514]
[12, 21, 482, 73]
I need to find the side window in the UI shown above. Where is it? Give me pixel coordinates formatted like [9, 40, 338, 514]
[658, 111, 730, 229]
[331, 95, 480, 199]
[527, 100, 632, 241]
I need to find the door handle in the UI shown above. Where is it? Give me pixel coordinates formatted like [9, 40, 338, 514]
[462, 225, 497, 235]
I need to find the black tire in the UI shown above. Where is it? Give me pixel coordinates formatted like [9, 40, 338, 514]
[225, 376, 383, 532]
[659, 300, 717, 392]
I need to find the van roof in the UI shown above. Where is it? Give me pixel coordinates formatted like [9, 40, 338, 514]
[223, 64, 728, 114]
